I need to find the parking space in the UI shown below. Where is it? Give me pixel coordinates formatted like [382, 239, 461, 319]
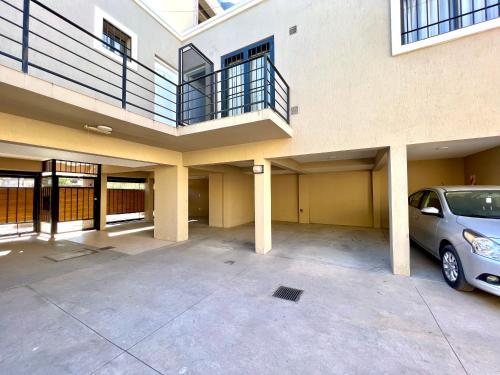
[1, 221, 498, 374]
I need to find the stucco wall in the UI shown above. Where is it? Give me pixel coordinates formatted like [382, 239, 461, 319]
[271, 174, 298, 222]
[183, 0, 499, 165]
[0, 157, 41, 172]
[407, 158, 465, 193]
[464, 146, 500, 185]
[308, 171, 374, 228]
[223, 172, 254, 227]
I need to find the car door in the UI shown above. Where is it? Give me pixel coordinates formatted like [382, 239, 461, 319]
[408, 190, 425, 239]
[414, 190, 443, 255]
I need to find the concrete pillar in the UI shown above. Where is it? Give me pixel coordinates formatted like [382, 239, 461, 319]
[254, 158, 272, 254]
[99, 173, 107, 230]
[209, 173, 223, 227]
[298, 174, 310, 224]
[144, 177, 154, 222]
[388, 144, 410, 276]
[154, 165, 188, 242]
[372, 170, 382, 229]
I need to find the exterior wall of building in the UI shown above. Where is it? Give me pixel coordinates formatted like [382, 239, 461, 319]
[0, 113, 182, 166]
[222, 172, 254, 228]
[464, 146, 500, 185]
[407, 158, 466, 193]
[183, 0, 499, 164]
[0, 157, 41, 172]
[308, 171, 374, 228]
[0, 0, 181, 121]
[271, 174, 298, 222]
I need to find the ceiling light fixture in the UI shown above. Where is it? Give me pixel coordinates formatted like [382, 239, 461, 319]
[436, 146, 449, 151]
[84, 125, 113, 135]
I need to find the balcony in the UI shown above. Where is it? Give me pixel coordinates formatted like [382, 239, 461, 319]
[0, 0, 292, 151]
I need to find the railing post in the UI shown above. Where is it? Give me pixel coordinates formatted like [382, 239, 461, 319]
[121, 52, 127, 109]
[263, 55, 269, 109]
[176, 83, 181, 126]
[21, 0, 30, 73]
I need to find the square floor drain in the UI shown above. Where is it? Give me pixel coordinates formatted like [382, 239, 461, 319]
[272, 286, 304, 302]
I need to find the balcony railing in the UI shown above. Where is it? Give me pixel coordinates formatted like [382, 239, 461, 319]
[0, 0, 290, 127]
[179, 54, 290, 125]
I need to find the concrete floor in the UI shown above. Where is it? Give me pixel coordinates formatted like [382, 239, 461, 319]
[0, 221, 499, 374]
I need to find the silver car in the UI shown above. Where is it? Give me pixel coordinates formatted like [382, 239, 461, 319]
[408, 186, 500, 296]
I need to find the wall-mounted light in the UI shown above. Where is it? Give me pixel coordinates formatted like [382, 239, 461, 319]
[253, 165, 264, 174]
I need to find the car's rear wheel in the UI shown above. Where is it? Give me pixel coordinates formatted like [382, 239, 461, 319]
[441, 245, 474, 292]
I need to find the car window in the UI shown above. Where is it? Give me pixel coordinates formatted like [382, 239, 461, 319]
[445, 190, 500, 219]
[409, 191, 424, 208]
[421, 191, 442, 212]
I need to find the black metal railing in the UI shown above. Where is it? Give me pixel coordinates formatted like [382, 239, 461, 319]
[401, 0, 499, 45]
[179, 54, 290, 125]
[0, 0, 290, 126]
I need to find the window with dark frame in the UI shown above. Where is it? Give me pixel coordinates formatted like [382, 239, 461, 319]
[102, 19, 131, 59]
[401, 0, 500, 45]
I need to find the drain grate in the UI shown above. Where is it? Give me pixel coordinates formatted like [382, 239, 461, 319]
[272, 286, 303, 302]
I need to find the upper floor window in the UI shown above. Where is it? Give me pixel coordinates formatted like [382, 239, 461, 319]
[401, 0, 500, 45]
[102, 19, 131, 58]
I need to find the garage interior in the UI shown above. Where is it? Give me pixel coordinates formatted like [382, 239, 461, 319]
[187, 138, 499, 278]
[1, 137, 499, 286]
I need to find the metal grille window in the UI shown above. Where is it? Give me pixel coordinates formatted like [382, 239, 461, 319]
[401, 0, 500, 45]
[102, 19, 131, 58]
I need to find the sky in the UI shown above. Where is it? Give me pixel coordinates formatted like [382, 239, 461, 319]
[217, 0, 246, 11]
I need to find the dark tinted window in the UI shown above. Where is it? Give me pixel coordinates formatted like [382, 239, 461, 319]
[409, 191, 425, 208]
[421, 191, 442, 212]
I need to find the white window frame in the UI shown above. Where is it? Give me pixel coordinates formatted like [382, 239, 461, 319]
[93, 6, 138, 70]
[391, 0, 500, 56]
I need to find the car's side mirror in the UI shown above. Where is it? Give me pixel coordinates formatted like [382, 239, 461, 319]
[421, 207, 440, 216]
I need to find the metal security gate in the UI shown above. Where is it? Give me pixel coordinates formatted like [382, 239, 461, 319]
[107, 178, 146, 223]
[57, 177, 96, 233]
[0, 175, 36, 236]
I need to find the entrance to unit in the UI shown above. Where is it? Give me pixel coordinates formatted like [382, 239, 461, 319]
[0, 174, 37, 236]
[57, 177, 96, 233]
[39, 160, 100, 236]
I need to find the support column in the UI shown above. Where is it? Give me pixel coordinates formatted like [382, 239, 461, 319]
[154, 165, 188, 242]
[254, 158, 272, 254]
[388, 144, 410, 276]
[144, 177, 154, 222]
[98, 173, 107, 230]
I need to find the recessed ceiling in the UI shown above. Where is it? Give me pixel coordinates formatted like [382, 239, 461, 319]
[407, 137, 500, 160]
[289, 148, 381, 163]
[0, 141, 155, 168]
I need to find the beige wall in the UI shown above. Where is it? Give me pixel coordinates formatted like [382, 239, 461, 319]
[308, 171, 373, 227]
[407, 158, 465, 193]
[184, 0, 499, 167]
[271, 174, 298, 222]
[0, 157, 41, 172]
[209, 173, 224, 227]
[223, 172, 254, 228]
[377, 158, 469, 228]
[189, 178, 209, 217]
[464, 146, 500, 185]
